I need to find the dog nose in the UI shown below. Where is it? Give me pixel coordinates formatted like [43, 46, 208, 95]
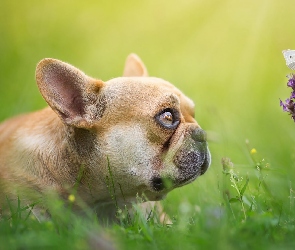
[192, 128, 207, 142]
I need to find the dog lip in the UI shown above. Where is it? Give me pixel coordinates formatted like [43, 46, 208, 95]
[150, 177, 175, 192]
[176, 174, 198, 187]
[200, 153, 210, 175]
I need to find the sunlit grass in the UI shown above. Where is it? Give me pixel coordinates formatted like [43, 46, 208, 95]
[1, 0, 295, 249]
[1, 147, 295, 249]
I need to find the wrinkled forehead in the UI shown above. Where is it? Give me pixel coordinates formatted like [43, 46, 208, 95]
[103, 77, 196, 123]
[105, 77, 194, 108]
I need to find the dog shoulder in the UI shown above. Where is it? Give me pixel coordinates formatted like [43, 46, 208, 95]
[0, 108, 60, 168]
[0, 108, 55, 145]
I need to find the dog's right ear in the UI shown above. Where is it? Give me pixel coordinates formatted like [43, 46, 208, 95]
[123, 53, 148, 77]
[36, 58, 105, 128]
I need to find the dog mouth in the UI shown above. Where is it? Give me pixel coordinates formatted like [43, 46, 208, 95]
[150, 153, 210, 192]
[150, 177, 175, 192]
[150, 128, 211, 192]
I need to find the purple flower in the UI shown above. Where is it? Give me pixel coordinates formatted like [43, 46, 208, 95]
[280, 99, 287, 111]
[280, 98, 294, 112]
[280, 74, 295, 122]
[287, 75, 295, 89]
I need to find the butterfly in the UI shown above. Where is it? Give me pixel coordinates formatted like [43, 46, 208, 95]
[283, 49, 295, 70]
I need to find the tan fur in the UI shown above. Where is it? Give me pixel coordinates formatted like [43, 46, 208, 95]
[0, 54, 210, 220]
[123, 53, 148, 77]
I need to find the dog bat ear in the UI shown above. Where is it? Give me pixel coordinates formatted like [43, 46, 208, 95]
[123, 53, 149, 77]
[36, 58, 105, 128]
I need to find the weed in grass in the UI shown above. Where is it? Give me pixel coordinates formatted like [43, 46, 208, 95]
[222, 157, 249, 221]
[221, 145, 280, 224]
[2, 147, 295, 249]
[218, 144, 295, 249]
[105, 157, 119, 214]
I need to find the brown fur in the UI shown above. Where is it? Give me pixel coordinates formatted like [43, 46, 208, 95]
[0, 54, 210, 220]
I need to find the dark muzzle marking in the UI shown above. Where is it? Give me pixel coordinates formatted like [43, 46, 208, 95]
[151, 177, 165, 191]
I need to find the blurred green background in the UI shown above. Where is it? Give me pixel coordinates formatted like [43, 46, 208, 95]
[1, 0, 295, 221]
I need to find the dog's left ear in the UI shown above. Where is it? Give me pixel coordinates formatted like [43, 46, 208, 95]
[123, 53, 148, 77]
[36, 58, 105, 128]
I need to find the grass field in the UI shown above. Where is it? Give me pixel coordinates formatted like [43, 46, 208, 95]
[1, 0, 295, 249]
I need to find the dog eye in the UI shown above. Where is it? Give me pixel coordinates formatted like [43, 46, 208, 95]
[156, 108, 180, 129]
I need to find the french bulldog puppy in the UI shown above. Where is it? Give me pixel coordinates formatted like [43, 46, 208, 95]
[0, 54, 210, 219]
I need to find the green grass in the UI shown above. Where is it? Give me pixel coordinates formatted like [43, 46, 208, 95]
[1, 150, 295, 249]
[1, 0, 295, 249]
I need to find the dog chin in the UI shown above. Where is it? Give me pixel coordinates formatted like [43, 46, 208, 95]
[120, 191, 168, 203]
[143, 191, 168, 201]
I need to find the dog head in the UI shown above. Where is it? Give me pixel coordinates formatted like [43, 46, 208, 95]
[36, 54, 210, 203]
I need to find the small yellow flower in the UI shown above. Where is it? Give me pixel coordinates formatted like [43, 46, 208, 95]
[68, 194, 75, 202]
[250, 148, 257, 154]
